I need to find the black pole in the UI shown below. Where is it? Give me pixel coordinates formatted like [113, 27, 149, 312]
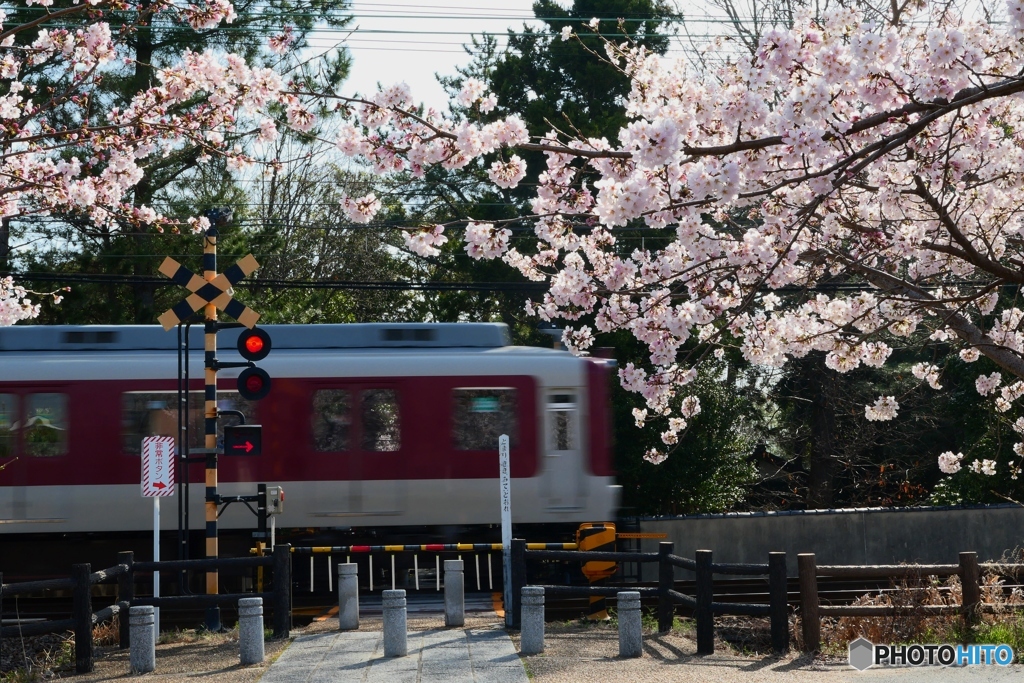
[511, 538, 526, 629]
[183, 320, 192, 584]
[257, 483, 268, 541]
[72, 563, 93, 673]
[117, 551, 134, 650]
[768, 552, 789, 654]
[657, 541, 674, 633]
[177, 321, 183, 575]
[273, 544, 291, 638]
[0, 571, 4, 664]
[695, 549, 713, 655]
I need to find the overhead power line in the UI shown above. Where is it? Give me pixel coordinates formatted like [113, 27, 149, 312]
[2, 271, 547, 292]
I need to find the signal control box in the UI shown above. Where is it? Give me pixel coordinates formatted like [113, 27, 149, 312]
[266, 486, 285, 515]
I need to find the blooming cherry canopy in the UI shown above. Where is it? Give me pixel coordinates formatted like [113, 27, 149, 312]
[323, 2, 1024, 479]
[0, 0, 296, 234]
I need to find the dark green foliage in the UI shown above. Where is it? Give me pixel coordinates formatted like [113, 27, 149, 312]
[9, 0, 353, 323]
[599, 331, 757, 516]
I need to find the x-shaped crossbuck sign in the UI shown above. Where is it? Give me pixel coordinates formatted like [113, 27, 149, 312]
[157, 254, 261, 331]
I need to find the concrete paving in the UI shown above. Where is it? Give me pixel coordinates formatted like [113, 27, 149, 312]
[260, 625, 528, 683]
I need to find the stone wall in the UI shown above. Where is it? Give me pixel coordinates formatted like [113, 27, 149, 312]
[637, 505, 1024, 579]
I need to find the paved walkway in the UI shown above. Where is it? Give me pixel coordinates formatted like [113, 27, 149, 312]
[260, 625, 528, 683]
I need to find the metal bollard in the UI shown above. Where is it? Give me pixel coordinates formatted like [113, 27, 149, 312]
[382, 589, 408, 657]
[444, 559, 465, 627]
[337, 563, 359, 631]
[520, 586, 544, 655]
[238, 597, 265, 665]
[129, 605, 156, 674]
[617, 591, 642, 658]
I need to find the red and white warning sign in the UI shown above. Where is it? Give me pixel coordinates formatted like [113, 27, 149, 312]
[141, 436, 175, 497]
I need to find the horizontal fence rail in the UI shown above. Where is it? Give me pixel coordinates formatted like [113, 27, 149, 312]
[0, 545, 293, 673]
[798, 551, 1024, 652]
[510, 540, 790, 655]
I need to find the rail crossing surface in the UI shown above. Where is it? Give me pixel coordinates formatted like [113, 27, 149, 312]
[259, 625, 527, 683]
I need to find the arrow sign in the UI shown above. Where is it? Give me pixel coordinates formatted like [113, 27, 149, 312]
[224, 424, 262, 457]
[142, 436, 175, 497]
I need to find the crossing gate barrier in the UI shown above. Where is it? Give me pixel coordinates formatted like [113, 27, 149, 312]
[577, 523, 616, 620]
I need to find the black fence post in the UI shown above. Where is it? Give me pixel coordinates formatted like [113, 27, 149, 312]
[1, 571, 4, 665]
[72, 563, 93, 673]
[960, 551, 980, 629]
[511, 538, 526, 629]
[657, 542, 674, 633]
[117, 551, 134, 649]
[273, 544, 291, 638]
[695, 549, 713, 655]
[768, 552, 789, 654]
[797, 553, 820, 652]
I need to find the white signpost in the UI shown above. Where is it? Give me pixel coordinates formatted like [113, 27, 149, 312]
[142, 436, 175, 637]
[499, 434, 513, 627]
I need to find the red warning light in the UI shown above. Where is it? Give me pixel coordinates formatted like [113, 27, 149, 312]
[237, 328, 271, 361]
[245, 374, 264, 393]
[237, 367, 271, 400]
[245, 335, 264, 355]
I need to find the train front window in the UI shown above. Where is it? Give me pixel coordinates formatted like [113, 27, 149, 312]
[452, 388, 518, 450]
[547, 393, 577, 451]
[312, 389, 351, 451]
[24, 393, 68, 457]
[0, 394, 16, 458]
[362, 389, 400, 452]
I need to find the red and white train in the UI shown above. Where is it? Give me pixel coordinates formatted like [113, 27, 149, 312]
[0, 323, 620, 538]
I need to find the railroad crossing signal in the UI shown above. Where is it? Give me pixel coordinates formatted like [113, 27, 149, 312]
[156, 254, 261, 330]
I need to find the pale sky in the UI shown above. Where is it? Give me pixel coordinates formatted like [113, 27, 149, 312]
[330, 1, 543, 112]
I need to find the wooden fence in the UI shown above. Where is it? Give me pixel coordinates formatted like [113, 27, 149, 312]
[0, 544, 291, 673]
[510, 539, 790, 654]
[511, 540, 1024, 655]
[798, 551, 1024, 651]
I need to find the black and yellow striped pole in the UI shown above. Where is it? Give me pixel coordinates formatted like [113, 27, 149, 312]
[577, 522, 617, 620]
[203, 224, 220, 632]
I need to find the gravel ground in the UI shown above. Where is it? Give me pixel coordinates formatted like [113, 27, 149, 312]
[6, 613, 1020, 682]
[512, 620, 1022, 683]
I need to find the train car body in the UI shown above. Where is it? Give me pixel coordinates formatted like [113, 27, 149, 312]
[0, 324, 620, 538]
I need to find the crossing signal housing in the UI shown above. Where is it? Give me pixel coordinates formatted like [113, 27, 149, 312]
[237, 327, 272, 400]
[237, 327, 271, 361]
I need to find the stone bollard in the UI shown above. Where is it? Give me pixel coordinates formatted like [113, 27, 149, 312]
[238, 597, 265, 665]
[382, 589, 408, 657]
[129, 605, 156, 674]
[337, 563, 359, 631]
[444, 559, 465, 627]
[617, 591, 642, 658]
[520, 586, 545, 655]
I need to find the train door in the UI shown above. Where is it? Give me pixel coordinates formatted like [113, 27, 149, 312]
[354, 385, 405, 516]
[541, 391, 584, 510]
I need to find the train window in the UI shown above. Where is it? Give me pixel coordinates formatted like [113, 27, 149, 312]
[452, 388, 518, 450]
[312, 390, 351, 452]
[0, 394, 16, 458]
[547, 393, 577, 451]
[24, 393, 68, 457]
[121, 391, 256, 453]
[362, 389, 400, 452]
